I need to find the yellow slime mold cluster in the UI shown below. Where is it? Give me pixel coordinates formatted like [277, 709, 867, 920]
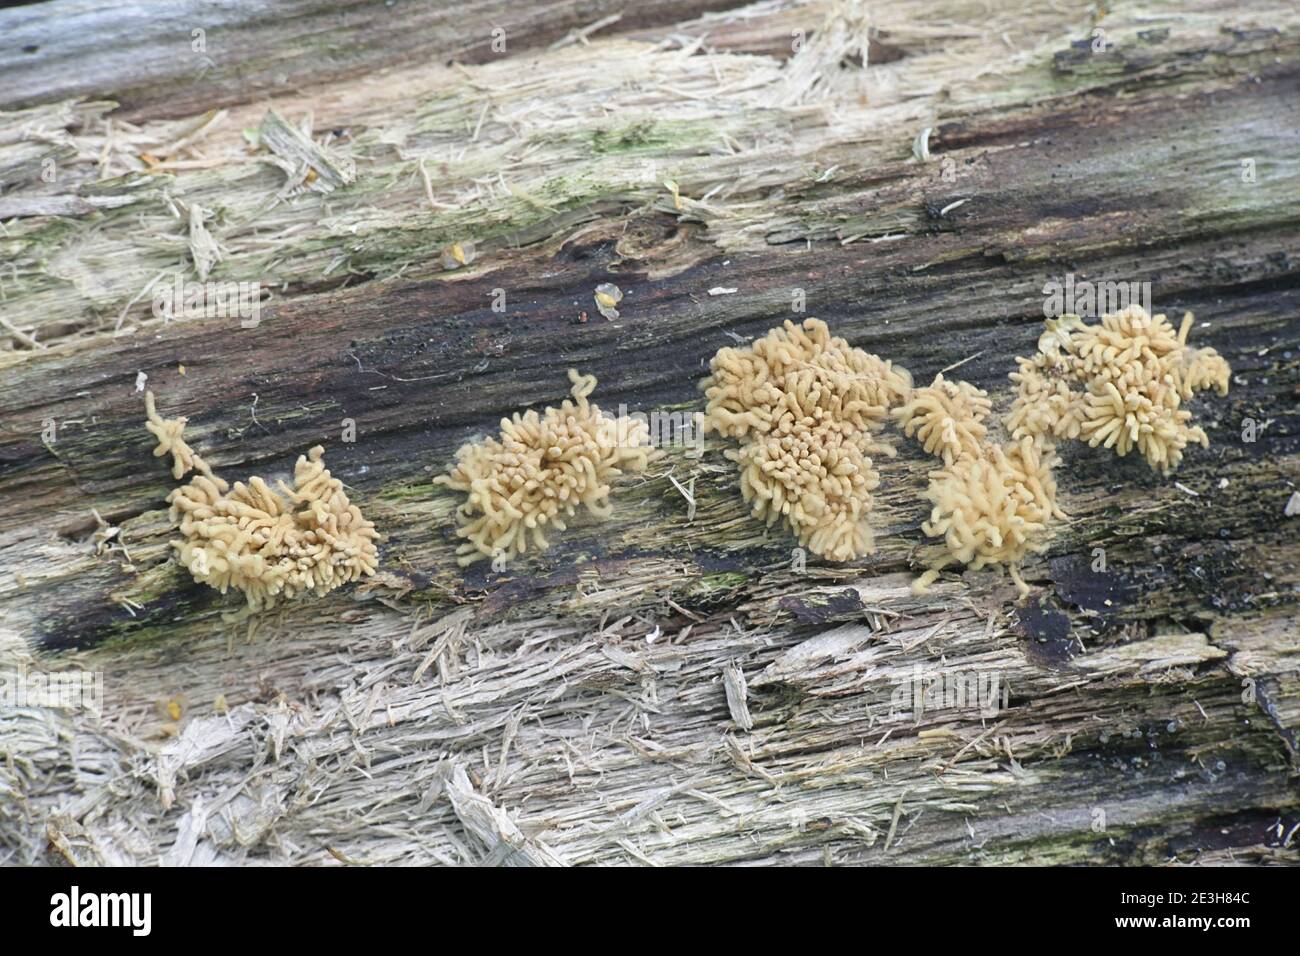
[893, 373, 992, 465]
[436, 369, 657, 566]
[701, 318, 912, 561]
[1008, 305, 1230, 474]
[896, 374, 1065, 597]
[145, 392, 379, 611]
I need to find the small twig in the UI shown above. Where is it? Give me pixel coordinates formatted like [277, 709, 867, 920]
[940, 350, 986, 375]
[549, 13, 622, 50]
[114, 269, 170, 334]
[0, 314, 43, 349]
[883, 789, 909, 851]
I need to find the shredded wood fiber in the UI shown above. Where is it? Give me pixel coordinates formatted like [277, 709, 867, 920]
[701, 318, 912, 561]
[1008, 306, 1231, 473]
[144, 392, 380, 611]
[897, 373, 1064, 597]
[436, 369, 658, 566]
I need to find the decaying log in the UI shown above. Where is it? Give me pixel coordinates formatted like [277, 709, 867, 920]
[1, 0, 1298, 866]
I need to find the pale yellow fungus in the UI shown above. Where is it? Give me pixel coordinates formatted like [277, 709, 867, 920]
[436, 369, 658, 567]
[893, 373, 992, 465]
[145, 392, 380, 611]
[664, 180, 684, 211]
[913, 436, 1066, 598]
[1008, 305, 1231, 474]
[144, 391, 206, 480]
[701, 317, 912, 560]
[897, 372, 1063, 597]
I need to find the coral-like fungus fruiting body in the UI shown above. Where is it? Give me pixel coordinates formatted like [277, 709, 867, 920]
[894, 373, 1063, 598]
[893, 373, 992, 465]
[914, 435, 1066, 598]
[1007, 306, 1231, 474]
[436, 369, 658, 567]
[145, 391, 206, 480]
[145, 392, 380, 611]
[701, 317, 912, 561]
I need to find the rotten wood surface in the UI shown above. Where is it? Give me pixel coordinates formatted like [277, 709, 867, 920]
[1, 0, 1298, 866]
[0, 0, 745, 120]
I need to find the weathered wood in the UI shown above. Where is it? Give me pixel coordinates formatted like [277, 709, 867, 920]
[0, 0, 749, 120]
[1, 0, 1298, 866]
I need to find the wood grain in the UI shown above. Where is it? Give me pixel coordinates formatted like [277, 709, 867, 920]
[1, 0, 1297, 866]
